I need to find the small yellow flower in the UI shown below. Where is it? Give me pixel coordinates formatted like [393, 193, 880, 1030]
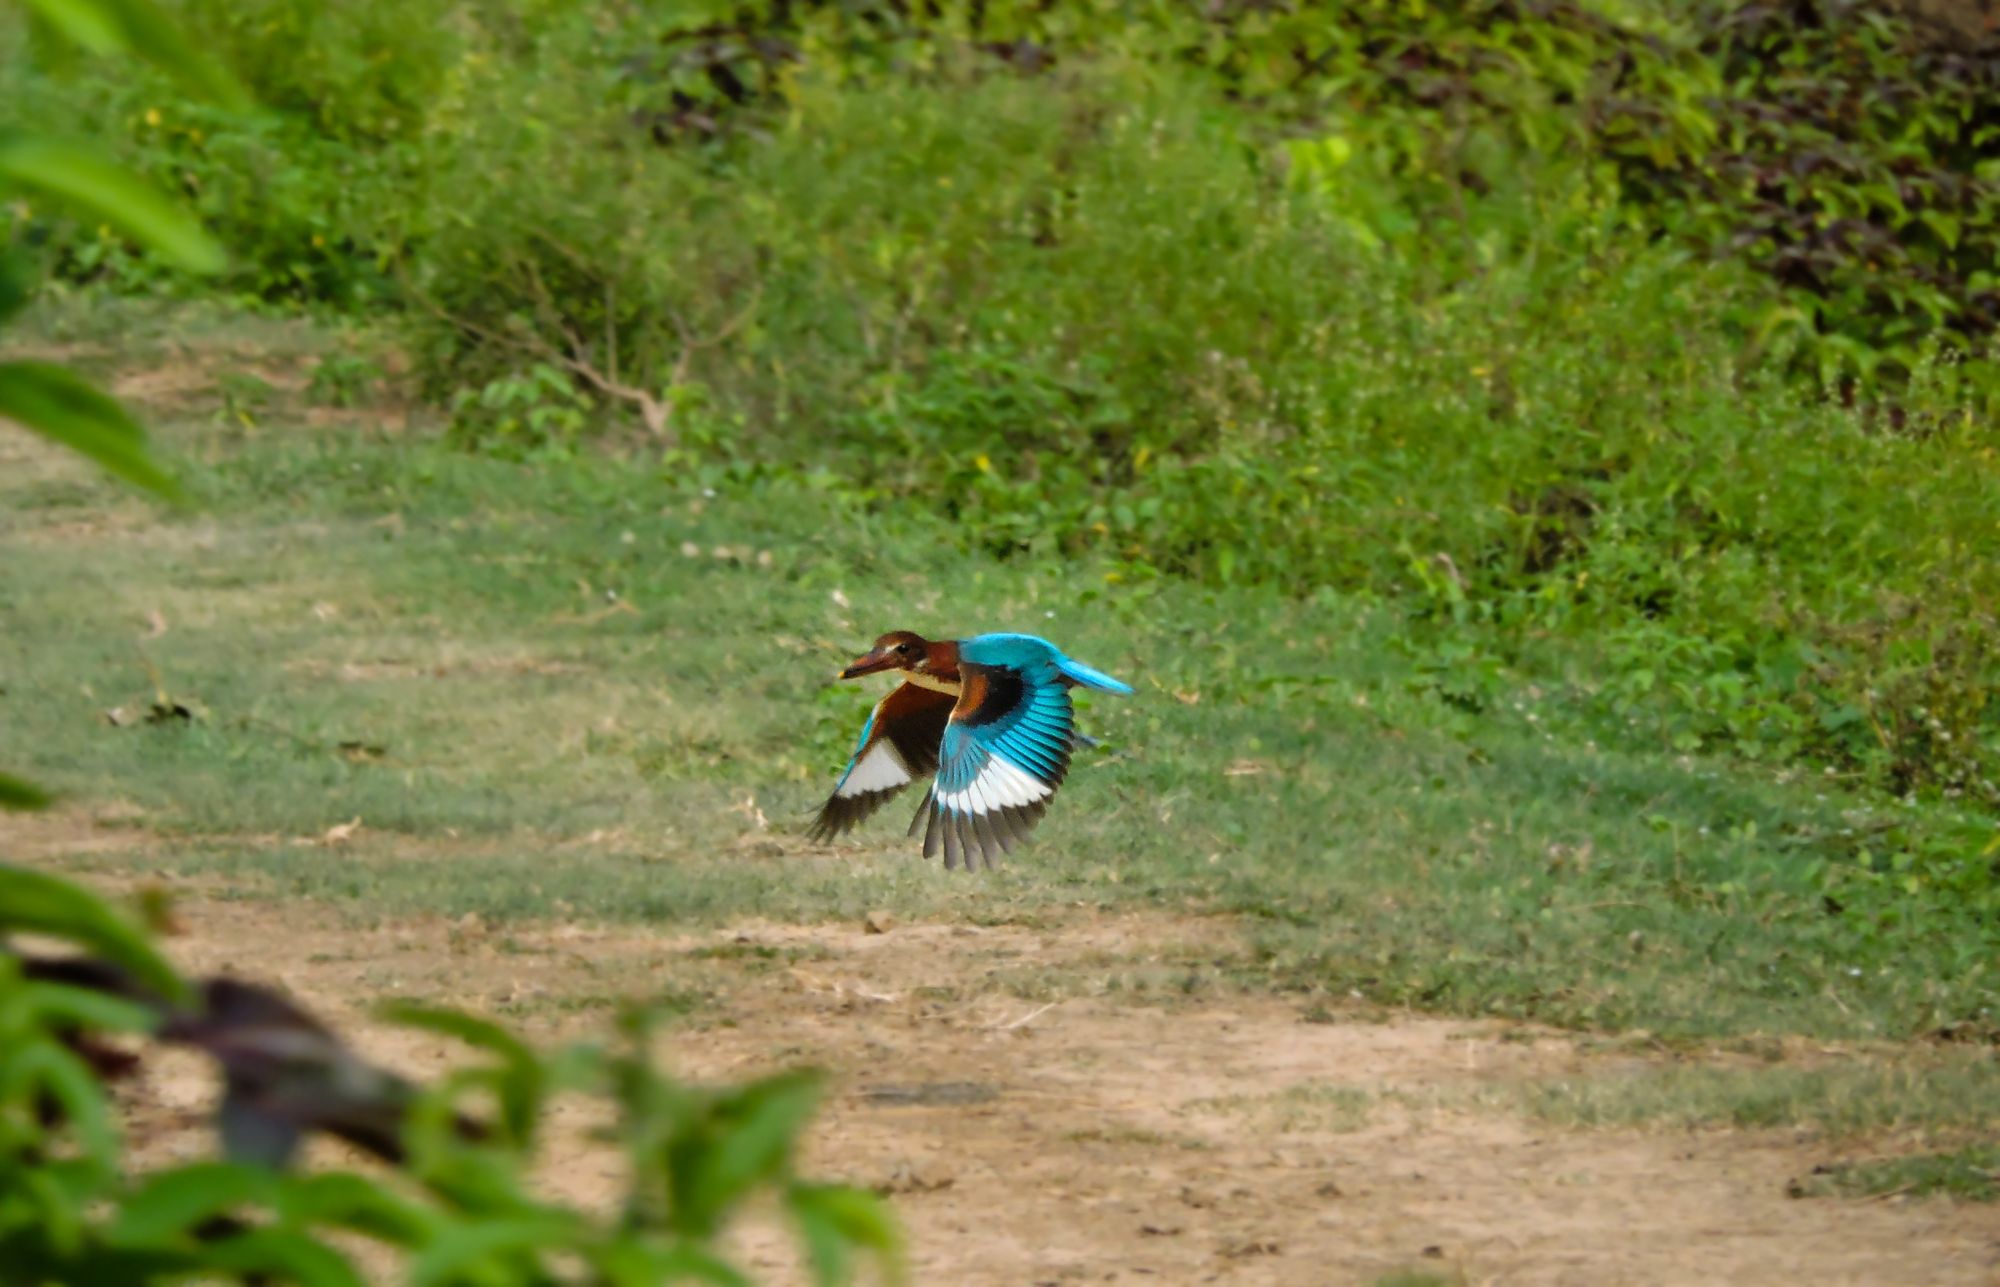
[974, 453, 991, 473]
[144, 108, 161, 127]
[311, 233, 326, 248]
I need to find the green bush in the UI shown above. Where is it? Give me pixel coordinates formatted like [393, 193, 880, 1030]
[4, 0, 433, 304]
[19, 0, 2000, 375]
[0, 865, 902, 1284]
[1644, 0, 2000, 387]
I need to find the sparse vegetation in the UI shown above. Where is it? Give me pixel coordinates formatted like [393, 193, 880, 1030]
[1790, 1144, 2000, 1202]
[1515, 1053, 2000, 1136]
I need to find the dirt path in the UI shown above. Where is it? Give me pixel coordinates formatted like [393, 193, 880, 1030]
[91, 891, 1996, 1286]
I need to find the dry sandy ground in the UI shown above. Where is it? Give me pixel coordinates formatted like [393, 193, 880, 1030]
[70, 886, 1992, 1287]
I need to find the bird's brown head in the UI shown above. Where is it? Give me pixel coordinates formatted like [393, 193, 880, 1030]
[838, 630, 930, 680]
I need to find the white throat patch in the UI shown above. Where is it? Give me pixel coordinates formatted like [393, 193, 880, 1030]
[900, 669, 962, 696]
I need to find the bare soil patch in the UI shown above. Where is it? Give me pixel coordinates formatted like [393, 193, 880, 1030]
[88, 893, 2000, 1285]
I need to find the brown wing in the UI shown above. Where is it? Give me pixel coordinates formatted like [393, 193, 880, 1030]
[808, 681, 956, 841]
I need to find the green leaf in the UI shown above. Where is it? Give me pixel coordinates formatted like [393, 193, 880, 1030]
[1917, 209, 1962, 251]
[18, 0, 125, 55]
[277, 1173, 438, 1247]
[383, 1003, 544, 1144]
[670, 1070, 824, 1238]
[0, 1230, 195, 1281]
[18, 1166, 89, 1258]
[203, 1227, 363, 1287]
[584, 1241, 750, 1287]
[789, 1184, 903, 1287]
[0, 865, 189, 1003]
[0, 252, 31, 328]
[23, 979, 158, 1035]
[380, 1003, 534, 1065]
[111, 1162, 275, 1243]
[0, 771, 53, 810]
[18, 0, 248, 108]
[645, 1243, 753, 1286]
[6, 1042, 120, 1166]
[406, 1216, 579, 1286]
[0, 362, 183, 501]
[0, 135, 224, 274]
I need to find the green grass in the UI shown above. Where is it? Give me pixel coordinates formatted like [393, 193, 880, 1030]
[1196, 1052, 2000, 1143]
[1790, 1144, 2000, 1202]
[1373, 1272, 1461, 1287]
[3, 356, 1997, 1051]
[1514, 1052, 2000, 1136]
[1195, 1083, 1376, 1135]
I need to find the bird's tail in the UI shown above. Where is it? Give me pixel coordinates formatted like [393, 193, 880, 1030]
[1057, 656, 1133, 694]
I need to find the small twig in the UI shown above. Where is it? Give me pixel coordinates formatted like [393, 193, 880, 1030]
[981, 1001, 1059, 1032]
[396, 255, 675, 440]
[603, 278, 618, 389]
[549, 599, 641, 627]
[404, 229, 766, 445]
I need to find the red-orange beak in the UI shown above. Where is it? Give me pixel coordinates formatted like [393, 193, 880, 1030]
[837, 648, 901, 681]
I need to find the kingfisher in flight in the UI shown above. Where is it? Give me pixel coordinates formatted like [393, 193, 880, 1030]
[811, 630, 1133, 870]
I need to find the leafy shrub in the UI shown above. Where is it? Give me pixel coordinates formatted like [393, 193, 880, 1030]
[4, 0, 430, 304]
[610, 0, 2000, 388]
[0, 865, 901, 1284]
[447, 362, 595, 459]
[1644, 0, 2000, 387]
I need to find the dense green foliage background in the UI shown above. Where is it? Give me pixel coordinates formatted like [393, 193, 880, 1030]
[7, 1, 1999, 918]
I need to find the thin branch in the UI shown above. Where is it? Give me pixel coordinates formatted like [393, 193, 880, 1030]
[395, 240, 762, 445]
[980, 1001, 1059, 1032]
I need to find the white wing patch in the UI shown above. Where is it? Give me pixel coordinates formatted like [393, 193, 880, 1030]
[935, 755, 1052, 815]
[837, 741, 913, 797]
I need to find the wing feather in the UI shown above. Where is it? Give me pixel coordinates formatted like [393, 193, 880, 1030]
[809, 682, 955, 842]
[915, 656, 1077, 869]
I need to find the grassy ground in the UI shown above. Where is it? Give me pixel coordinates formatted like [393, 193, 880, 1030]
[4, 314, 1996, 1139]
[7, 316, 1999, 1284]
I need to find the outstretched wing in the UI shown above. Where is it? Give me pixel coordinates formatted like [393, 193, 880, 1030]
[810, 681, 955, 841]
[914, 655, 1076, 871]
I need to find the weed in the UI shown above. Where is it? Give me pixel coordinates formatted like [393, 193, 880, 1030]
[1194, 1084, 1376, 1135]
[1790, 1144, 2000, 1202]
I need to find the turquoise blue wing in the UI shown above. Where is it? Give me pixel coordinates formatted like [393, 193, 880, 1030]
[913, 652, 1076, 870]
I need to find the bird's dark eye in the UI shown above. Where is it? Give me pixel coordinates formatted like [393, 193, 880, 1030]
[895, 643, 912, 655]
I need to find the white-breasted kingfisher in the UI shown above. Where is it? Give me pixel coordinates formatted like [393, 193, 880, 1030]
[810, 630, 1133, 870]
